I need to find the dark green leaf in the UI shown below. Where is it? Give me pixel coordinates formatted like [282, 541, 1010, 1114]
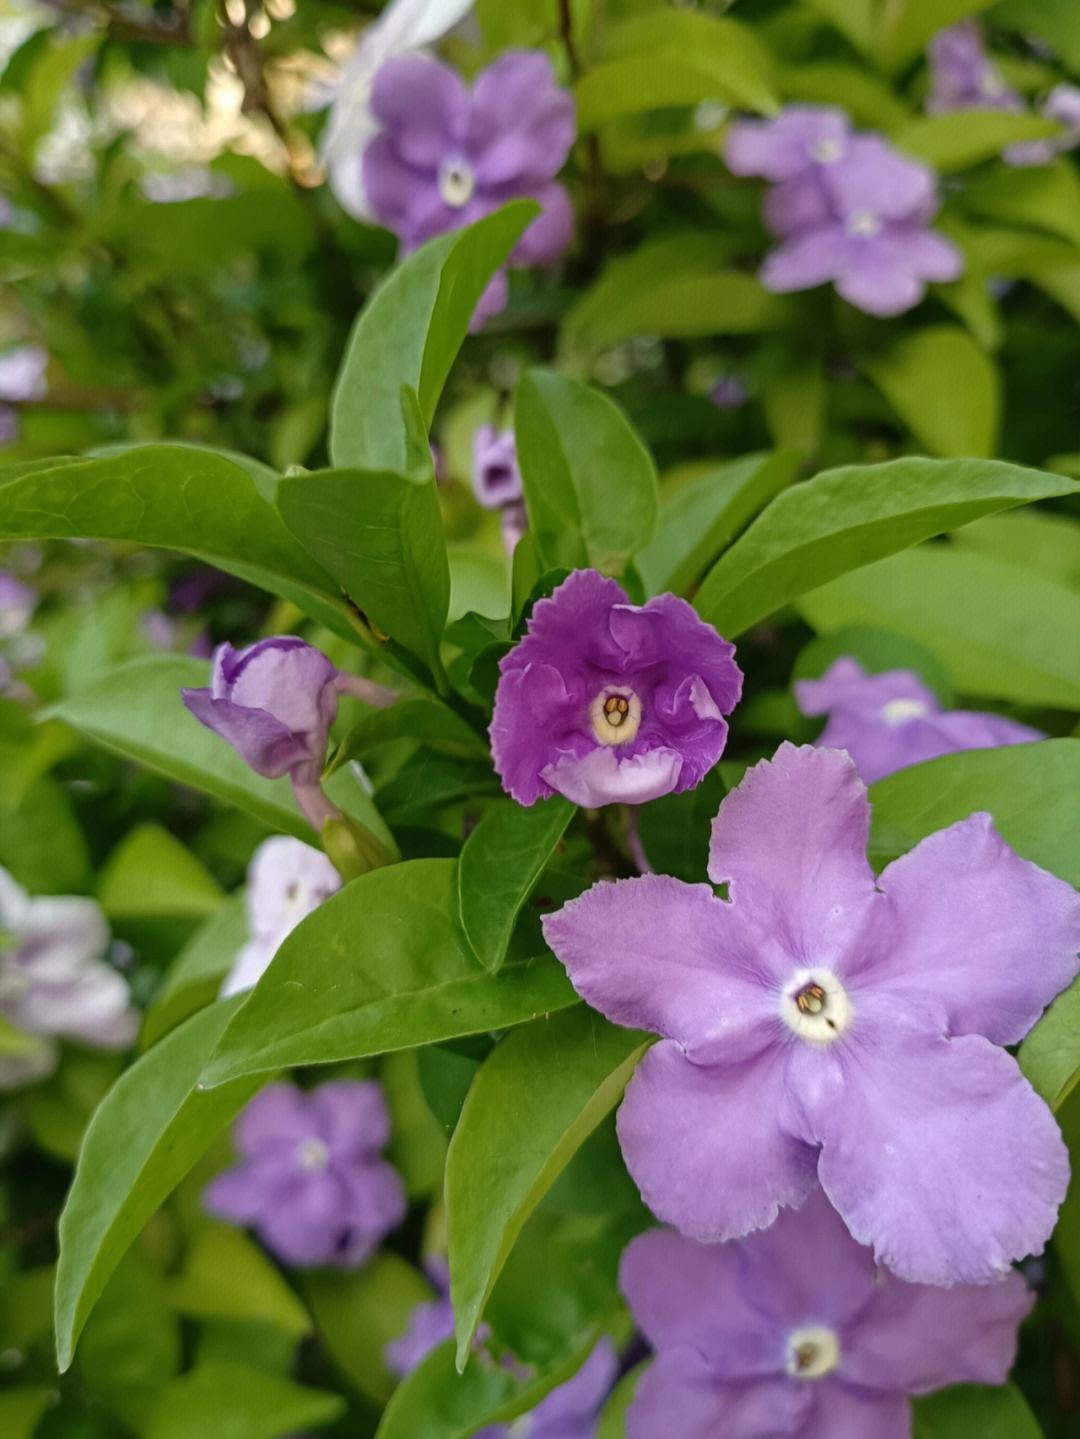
[330, 697, 487, 770]
[141, 896, 247, 1050]
[144, 1361, 344, 1439]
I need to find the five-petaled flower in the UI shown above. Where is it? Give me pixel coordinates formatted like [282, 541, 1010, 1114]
[205, 1080, 406, 1268]
[543, 742, 1080, 1285]
[796, 657, 1042, 784]
[621, 1188, 1033, 1439]
[491, 569, 742, 808]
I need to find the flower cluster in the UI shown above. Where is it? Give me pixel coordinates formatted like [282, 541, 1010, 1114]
[796, 656, 1042, 783]
[472, 424, 527, 554]
[725, 106, 963, 316]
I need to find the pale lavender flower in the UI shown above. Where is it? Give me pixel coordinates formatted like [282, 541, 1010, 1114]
[0, 866, 138, 1088]
[0, 345, 47, 402]
[926, 21, 1022, 116]
[472, 425, 522, 509]
[621, 1189, 1033, 1439]
[1007, 83, 1080, 166]
[182, 637, 395, 831]
[221, 836, 341, 998]
[491, 570, 742, 808]
[796, 658, 1043, 784]
[543, 743, 1080, 1286]
[363, 50, 575, 324]
[205, 1080, 406, 1268]
[0, 573, 36, 639]
[385, 1259, 458, 1377]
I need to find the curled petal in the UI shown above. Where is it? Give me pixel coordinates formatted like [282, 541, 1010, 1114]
[542, 745, 683, 806]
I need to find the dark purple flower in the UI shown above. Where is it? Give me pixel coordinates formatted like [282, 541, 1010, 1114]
[621, 1188, 1033, 1439]
[363, 50, 575, 322]
[0, 572, 36, 639]
[205, 1080, 406, 1268]
[926, 21, 1022, 116]
[472, 425, 522, 509]
[543, 743, 1080, 1285]
[796, 658, 1043, 784]
[491, 570, 742, 808]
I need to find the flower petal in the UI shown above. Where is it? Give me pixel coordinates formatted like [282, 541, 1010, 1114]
[542, 745, 684, 806]
[724, 106, 850, 181]
[258, 1170, 349, 1267]
[312, 1079, 392, 1157]
[800, 1386, 910, 1439]
[181, 690, 308, 779]
[510, 180, 574, 266]
[467, 51, 575, 188]
[370, 54, 468, 169]
[629, 1352, 811, 1439]
[233, 1082, 312, 1156]
[761, 227, 841, 293]
[823, 135, 936, 220]
[834, 241, 925, 317]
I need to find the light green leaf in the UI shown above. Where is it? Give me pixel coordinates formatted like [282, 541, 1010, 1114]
[0, 1389, 54, 1439]
[913, 1382, 1042, 1439]
[98, 823, 223, 920]
[950, 508, 1080, 588]
[859, 327, 1000, 458]
[1019, 977, 1080, 1112]
[278, 464, 450, 678]
[994, 0, 1080, 71]
[0, 772, 91, 894]
[777, 61, 910, 129]
[879, 0, 999, 69]
[144, 1361, 343, 1439]
[800, 0, 876, 54]
[169, 1223, 311, 1337]
[694, 457, 1076, 638]
[383, 1047, 449, 1197]
[798, 547, 1080, 708]
[142, 896, 247, 1050]
[965, 160, 1080, 248]
[446, 1008, 648, 1368]
[330, 697, 487, 771]
[566, 268, 791, 350]
[456, 797, 575, 973]
[597, 1363, 645, 1439]
[55, 1000, 262, 1371]
[330, 205, 537, 472]
[515, 370, 659, 577]
[894, 111, 1062, 172]
[761, 359, 827, 459]
[200, 860, 577, 1087]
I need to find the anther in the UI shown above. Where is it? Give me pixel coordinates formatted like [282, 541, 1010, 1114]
[796, 982, 827, 1016]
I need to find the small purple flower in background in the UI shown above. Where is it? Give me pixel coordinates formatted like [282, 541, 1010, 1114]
[726, 106, 963, 316]
[926, 21, 1022, 116]
[709, 375, 749, 411]
[543, 743, 1080, 1285]
[0, 572, 36, 639]
[472, 424, 526, 554]
[796, 657, 1043, 784]
[0, 344, 48, 403]
[221, 836, 341, 997]
[363, 50, 575, 325]
[621, 1189, 1033, 1439]
[385, 1258, 459, 1378]
[0, 866, 138, 1088]
[1007, 83, 1080, 166]
[491, 570, 742, 808]
[205, 1080, 406, 1268]
[181, 637, 395, 832]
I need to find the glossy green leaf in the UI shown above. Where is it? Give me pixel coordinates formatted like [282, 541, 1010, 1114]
[859, 327, 1000, 458]
[141, 896, 247, 1050]
[98, 822, 223, 920]
[798, 547, 1080, 709]
[446, 1008, 648, 1367]
[912, 1381, 1042, 1439]
[330, 204, 537, 472]
[144, 1361, 344, 1439]
[54, 999, 262, 1371]
[456, 797, 575, 973]
[515, 370, 659, 578]
[1019, 977, 1080, 1112]
[278, 464, 451, 676]
[894, 111, 1061, 172]
[169, 1223, 311, 1337]
[330, 696, 487, 771]
[48, 654, 395, 852]
[201, 859, 577, 1087]
[694, 457, 1077, 638]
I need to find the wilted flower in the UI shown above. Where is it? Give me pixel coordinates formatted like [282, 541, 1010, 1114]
[926, 21, 1022, 116]
[796, 657, 1042, 783]
[0, 867, 137, 1088]
[181, 637, 395, 831]
[205, 1080, 406, 1268]
[543, 743, 1080, 1285]
[621, 1189, 1033, 1439]
[491, 570, 742, 808]
[363, 50, 575, 323]
[0, 573, 36, 639]
[726, 107, 963, 316]
[222, 837, 341, 998]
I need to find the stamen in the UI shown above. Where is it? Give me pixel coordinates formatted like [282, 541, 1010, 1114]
[780, 969, 853, 1046]
[786, 1326, 841, 1381]
[795, 982, 826, 1015]
[589, 687, 642, 747]
[846, 209, 882, 238]
[438, 157, 476, 209]
[296, 1137, 330, 1173]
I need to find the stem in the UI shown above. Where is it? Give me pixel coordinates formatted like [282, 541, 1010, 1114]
[290, 775, 342, 833]
[334, 672, 398, 709]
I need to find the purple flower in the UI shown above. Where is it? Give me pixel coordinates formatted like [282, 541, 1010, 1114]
[182, 637, 395, 831]
[796, 658, 1043, 784]
[385, 1259, 458, 1377]
[0, 573, 36, 639]
[621, 1188, 1033, 1439]
[709, 375, 749, 411]
[472, 425, 522, 509]
[727, 108, 963, 316]
[926, 22, 1022, 116]
[542, 743, 1080, 1285]
[205, 1080, 406, 1268]
[222, 837, 341, 998]
[363, 50, 575, 323]
[491, 570, 742, 808]
[0, 345, 47, 403]
[1007, 83, 1080, 166]
[0, 866, 137, 1088]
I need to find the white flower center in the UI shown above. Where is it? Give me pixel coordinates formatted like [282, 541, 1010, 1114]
[811, 137, 843, 164]
[438, 157, 475, 209]
[846, 209, 882, 238]
[881, 697, 931, 725]
[979, 72, 1006, 99]
[694, 98, 729, 133]
[296, 1136, 330, 1172]
[786, 1326, 841, 1380]
[780, 968, 853, 1046]
[589, 686, 642, 746]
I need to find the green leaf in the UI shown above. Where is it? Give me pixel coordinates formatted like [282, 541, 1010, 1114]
[950, 509, 1080, 589]
[636, 769, 729, 883]
[0, 1389, 53, 1439]
[893, 111, 1062, 172]
[55, 999, 262, 1371]
[798, 547, 1080, 709]
[201, 859, 577, 1087]
[994, 0, 1080, 70]
[330, 697, 487, 771]
[800, 0, 875, 54]
[383, 1047, 449, 1197]
[169, 1223, 311, 1337]
[761, 358, 827, 459]
[1019, 977, 1080, 1112]
[515, 370, 659, 578]
[637, 453, 798, 598]
[0, 447, 355, 642]
[913, 1382, 1042, 1439]
[446, 1008, 648, 1368]
[456, 797, 575, 973]
[144, 1361, 344, 1439]
[142, 896, 247, 1050]
[0, 773, 90, 893]
[565, 268, 791, 350]
[965, 160, 1080, 248]
[859, 327, 1000, 458]
[879, 0, 998, 69]
[48, 654, 395, 853]
[868, 739, 1080, 885]
[98, 823, 223, 920]
[278, 464, 450, 677]
[693, 457, 1077, 638]
[330, 205, 538, 472]
[597, 1363, 645, 1439]
[777, 61, 910, 129]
